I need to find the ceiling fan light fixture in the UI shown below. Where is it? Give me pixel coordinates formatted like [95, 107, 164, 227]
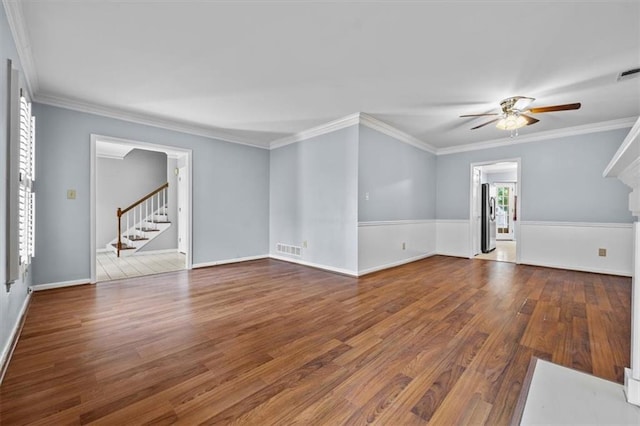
[495, 113, 527, 131]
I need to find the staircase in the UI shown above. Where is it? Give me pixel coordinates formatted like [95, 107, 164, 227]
[108, 183, 171, 257]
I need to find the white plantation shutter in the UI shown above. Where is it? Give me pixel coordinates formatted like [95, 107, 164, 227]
[18, 95, 35, 265]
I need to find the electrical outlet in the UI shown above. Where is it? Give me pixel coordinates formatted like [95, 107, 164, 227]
[303, 241, 308, 249]
[402, 242, 406, 250]
[598, 248, 607, 257]
[67, 189, 76, 200]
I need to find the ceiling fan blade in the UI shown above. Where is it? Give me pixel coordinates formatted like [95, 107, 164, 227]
[471, 118, 500, 130]
[528, 103, 581, 113]
[521, 114, 540, 126]
[460, 113, 499, 118]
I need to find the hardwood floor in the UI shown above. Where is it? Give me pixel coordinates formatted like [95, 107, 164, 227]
[0, 256, 630, 425]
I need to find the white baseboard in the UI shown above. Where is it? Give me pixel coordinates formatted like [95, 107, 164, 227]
[0, 291, 32, 385]
[134, 248, 179, 256]
[31, 278, 92, 292]
[96, 248, 178, 255]
[269, 254, 358, 277]
[192, 254, 269, 269]
[436, 251, 471, 259]
[358, 252, 436, 276]
[518, 259, 631, 277]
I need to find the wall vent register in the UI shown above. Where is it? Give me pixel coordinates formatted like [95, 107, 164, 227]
[276, 243, 301, 257]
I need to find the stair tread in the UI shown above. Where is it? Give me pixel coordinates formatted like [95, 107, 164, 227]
[111, 243, 135, 250]
[151, 221, 171, 224]
[122, 235, 149, 241]
[136, 227, 161, 232]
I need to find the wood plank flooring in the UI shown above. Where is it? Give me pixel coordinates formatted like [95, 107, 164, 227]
[0, 256, 631, 425]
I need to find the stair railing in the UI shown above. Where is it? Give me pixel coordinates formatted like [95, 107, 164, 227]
[116, 182, 169, 257]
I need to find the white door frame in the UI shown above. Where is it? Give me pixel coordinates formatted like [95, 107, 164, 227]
[90, 134, 193, 283]
[177, 166, 188, 254]
[468, 158, 522, 263]
[471, 167, 482, 256]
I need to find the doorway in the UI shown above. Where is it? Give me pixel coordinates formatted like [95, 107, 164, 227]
[90, 135, 193, 283]
[469, 159, 520, 264]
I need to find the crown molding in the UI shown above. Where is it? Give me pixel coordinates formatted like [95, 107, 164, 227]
[34, 93, 270, 149]
[269, 113, 360, 149]
[3, 0, 39, 97]
[603, 116, 640, 178]
[359, 113, 437, 154]
[268, 112, 438, 153]
[437, 117, 638, 155]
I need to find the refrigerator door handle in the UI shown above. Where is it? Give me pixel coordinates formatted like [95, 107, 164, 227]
[490, 197, 496, 221]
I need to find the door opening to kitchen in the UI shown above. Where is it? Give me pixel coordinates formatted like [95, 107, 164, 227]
[470, 161, 519, 263]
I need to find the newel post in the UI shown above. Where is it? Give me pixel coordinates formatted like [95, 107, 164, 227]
[117, 207, 122, 258]
[604, 118, 640, 406]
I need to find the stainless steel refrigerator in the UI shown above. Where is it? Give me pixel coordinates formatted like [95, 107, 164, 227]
[481, 183, 496, 253]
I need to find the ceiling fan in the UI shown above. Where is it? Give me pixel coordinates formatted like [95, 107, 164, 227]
[460, 96, 581, 136]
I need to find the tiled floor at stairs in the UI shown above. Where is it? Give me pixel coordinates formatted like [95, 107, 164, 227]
[96, 251, 186, 282]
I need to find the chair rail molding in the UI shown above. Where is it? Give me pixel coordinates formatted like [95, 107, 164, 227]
[604, 116, 640, 406]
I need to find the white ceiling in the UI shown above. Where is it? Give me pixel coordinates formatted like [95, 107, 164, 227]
[9, 1, 640, 150]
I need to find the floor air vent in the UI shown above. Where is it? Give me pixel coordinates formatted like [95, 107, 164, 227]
[276, 243, 301, 257]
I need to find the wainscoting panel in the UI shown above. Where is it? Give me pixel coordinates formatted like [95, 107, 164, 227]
[435, 219, 471, 258]
[519, 221, 632, 276]
[358, 220, 436, 275]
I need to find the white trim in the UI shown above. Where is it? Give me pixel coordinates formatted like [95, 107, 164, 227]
[438, 117, 637, 155]
[604, 116, 640, 178]
[0, 291, 31, 385]
[358, 219, 435, 227]
[96, 153, 128, 160]
[90, 135, 97, 283]
[31, 278, 91, 291]
[2, 0, 38, 97]
[358, 252, 436, 276]
[359, 113, 437, 154]
[436, 252, 471, 259]
[435, 219, 469, 224]
[269, 112, 438, 154]
[518, 260, 631, 277]
[192, 254, 269, 269]
[269, 113, 360, 149]
[520, 221, 633, 229]
[625, 368, 640, 406]
[35, 93, 268, 149]
[134, 249, 179, 256]
[269, 254, 358, 277]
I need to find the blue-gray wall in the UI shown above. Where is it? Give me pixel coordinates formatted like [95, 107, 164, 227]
[358, 125, 436, 222]
[270, 125, 359, 272]
[1, 5, 31, 367]
[33, 103, 270, 285]
[437, 129, 633, 223]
